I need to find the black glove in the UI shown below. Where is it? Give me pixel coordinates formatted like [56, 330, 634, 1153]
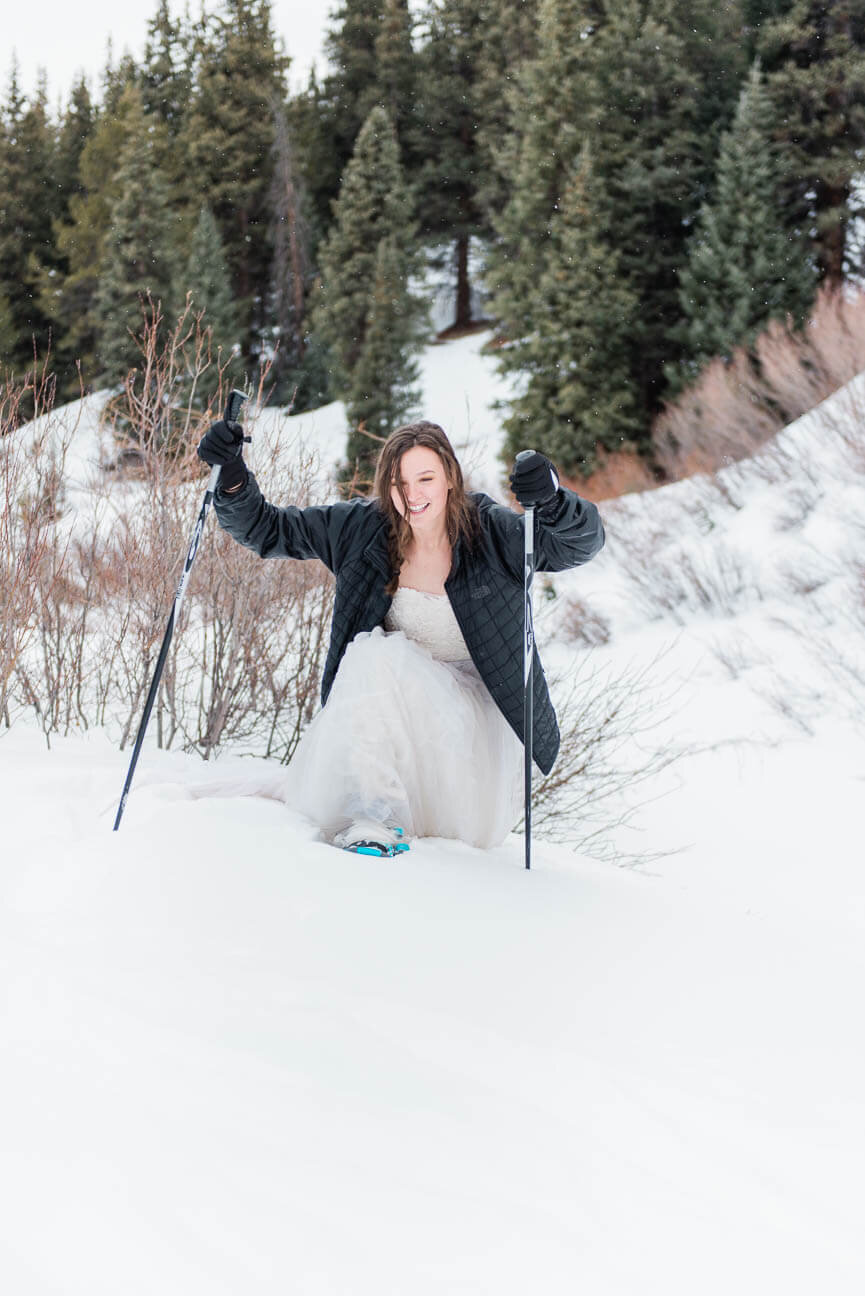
[197, 419, 247, 492]
[509, 450, 560, 510]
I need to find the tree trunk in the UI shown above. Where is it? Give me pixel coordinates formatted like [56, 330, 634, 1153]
[454, 232, 471, 330]
[815, 181, 847, 286]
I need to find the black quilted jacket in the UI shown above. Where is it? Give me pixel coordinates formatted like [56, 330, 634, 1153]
[213, 475, 604, 775]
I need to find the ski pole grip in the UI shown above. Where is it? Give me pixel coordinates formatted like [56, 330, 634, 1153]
[224, 388, 247, 428]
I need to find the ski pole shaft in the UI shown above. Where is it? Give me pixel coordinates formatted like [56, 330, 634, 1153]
[523, 503, 535, 871]
[112, 389, 248, 831]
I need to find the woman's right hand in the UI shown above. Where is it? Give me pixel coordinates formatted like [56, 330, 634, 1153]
[197, 419, 248, 492]
[197, 419, 245, 467]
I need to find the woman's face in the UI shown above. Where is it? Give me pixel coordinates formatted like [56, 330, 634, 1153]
[391, 445, 451, 534]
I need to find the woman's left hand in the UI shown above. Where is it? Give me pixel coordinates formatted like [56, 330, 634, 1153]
[509, 450, 560, 509]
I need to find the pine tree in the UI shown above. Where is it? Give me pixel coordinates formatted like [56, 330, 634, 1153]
[267, 104, 333, 410]
[177, 206, 239, 345]
[0, 285, 15, 363]
[54, 76, 95, 217]
[93, 91, 179, 386]
[319, 0, 384, 206]
[345, 236, 422, 469]
[500, 149, 640, 476]
[675, 61, 816, 385]
[485, 0, 603, 345]
[373, 0, 419, 167]
[754, 0, 865, 283]
[313, 106, 425, 482]
[473, 0, 539, 221]
[0, 65, 60, 372]
[36, 91, 139, 393]
[140, 0, 194, 134]
[180, 0, 289, 362]
[301, 0, 419, 236]
[587, 0, 730, 421]
[415, 0, 488, 330]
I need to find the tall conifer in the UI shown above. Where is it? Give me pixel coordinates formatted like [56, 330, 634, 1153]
[675, 61, 816, 384]
[314, 106, 425, 482]
[754, 0, 865, 283]
[37, 92, 138, 392]
[0, 66, 59, 371]
[346, 236, 422, 468]
[180, 0, 289, 361]
[501, 150, 640, 475]
[93, 92, 178, 385]
[485, 0, 602, 345]
[415, 0, 489, 330]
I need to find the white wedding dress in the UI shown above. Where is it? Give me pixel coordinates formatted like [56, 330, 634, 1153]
[280, 586, 524, 848]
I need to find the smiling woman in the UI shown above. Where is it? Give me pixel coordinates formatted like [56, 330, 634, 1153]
[198, 418, 605, 855]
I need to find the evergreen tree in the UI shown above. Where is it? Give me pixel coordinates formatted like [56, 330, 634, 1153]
[485, 0, 603, 345]
[54, 76, 95, 216]
[267, 104, 333, 410]
[473, 0, 540, 220]
[0, 285, 15, 364]
[37, 90, 139, 392]
[297, 0, 420, 241]
[754, 0, 865, 283]
[92, 91, 179, 386]
[675, 61, 816, 385]
[345, 235, 422, 468]
[180, 0, 289, 362]
[373, 0, 420, 167]
[140, 0, 194, 133]
[173, 204, 241, 407]
[587, 0, 728, 422]
[415, 0, 488, 330]
[177, 206, 239, 349]
[313, 106, 425, 482]
[316, 0, 385, 216]
[500, 150, 640, 476]
[0, 65, 60, 372]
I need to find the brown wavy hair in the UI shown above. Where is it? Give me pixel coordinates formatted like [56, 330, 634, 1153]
[373, 421, 481, 594]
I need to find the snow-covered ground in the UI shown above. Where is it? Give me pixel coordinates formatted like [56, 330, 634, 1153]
[2, 334, 864, 1293]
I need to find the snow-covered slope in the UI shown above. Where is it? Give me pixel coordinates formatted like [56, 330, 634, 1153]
[2, 337, 864, 1294]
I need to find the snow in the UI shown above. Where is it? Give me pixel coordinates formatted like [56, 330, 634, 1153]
[2, 335, 865, 1293]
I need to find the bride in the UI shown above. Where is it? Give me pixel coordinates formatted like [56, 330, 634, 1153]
[198, 419, 604, 855]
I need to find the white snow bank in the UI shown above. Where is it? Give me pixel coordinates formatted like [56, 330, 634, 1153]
[1, 722, 864, 1294]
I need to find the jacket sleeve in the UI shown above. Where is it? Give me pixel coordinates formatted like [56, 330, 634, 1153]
[483, 487, 605, 582]
[212, 470, 369, 574]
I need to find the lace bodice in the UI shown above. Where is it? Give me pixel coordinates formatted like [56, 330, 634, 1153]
[384, 586, 471, 662]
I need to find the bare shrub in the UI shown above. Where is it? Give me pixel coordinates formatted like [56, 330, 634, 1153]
[708, 632, 770, 682]
[566, 447, 658, 502]
[5, 308, 334, 766]
[793, 556, 865, 732]
[0, 360, 78, 730]
[519, 650, 690, 864]
[653, 348, 780, 480]
[653, 283, 865, 482]
[557, 594, 611, 647]
[615, 517, 758, 625]
[774, 485, 817, 532]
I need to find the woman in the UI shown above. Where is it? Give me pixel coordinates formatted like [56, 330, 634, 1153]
[197, 419, 604, 854]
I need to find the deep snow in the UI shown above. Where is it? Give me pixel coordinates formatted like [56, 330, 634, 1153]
[2, 332, 864, 1293]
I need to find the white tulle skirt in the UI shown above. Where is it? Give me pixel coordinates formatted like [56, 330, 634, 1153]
[281, 627, 524, 849]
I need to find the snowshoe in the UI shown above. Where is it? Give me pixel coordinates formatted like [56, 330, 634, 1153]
[334, 820, 410, 857]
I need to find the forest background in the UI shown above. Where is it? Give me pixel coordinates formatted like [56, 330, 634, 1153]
[2, 0, 865, 490]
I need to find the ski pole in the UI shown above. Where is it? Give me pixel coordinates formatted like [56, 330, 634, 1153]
[523, 503, 535, 870]
[513, 448, 537, 871]
[112, 389, 248, 831]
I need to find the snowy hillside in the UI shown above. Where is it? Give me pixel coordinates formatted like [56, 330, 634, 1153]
[2, 334, 865, 1293]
